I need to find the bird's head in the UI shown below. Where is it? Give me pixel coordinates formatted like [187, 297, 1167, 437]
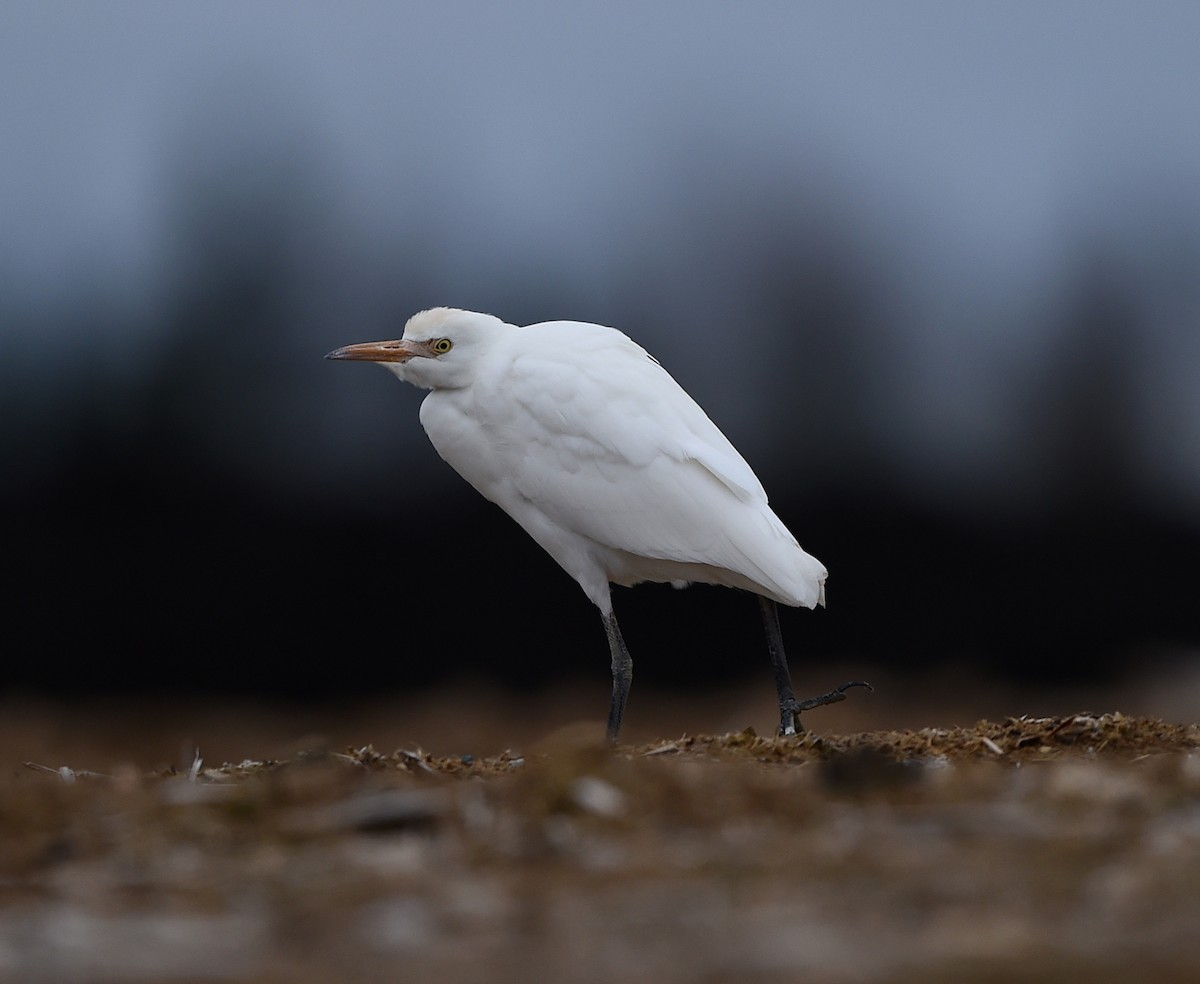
[325, 307, 507, 390]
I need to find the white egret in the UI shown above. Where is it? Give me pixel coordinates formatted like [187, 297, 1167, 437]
[327, 308, 868, 741]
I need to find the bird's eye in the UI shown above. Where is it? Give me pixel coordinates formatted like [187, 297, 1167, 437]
[432, 338, 453, 354]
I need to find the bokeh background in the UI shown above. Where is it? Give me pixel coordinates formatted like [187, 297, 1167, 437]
[4, 3, 1199, 723]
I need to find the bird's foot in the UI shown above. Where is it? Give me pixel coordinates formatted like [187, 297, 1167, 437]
[778, 680, 873, 736]
[790, 679, 873, 714]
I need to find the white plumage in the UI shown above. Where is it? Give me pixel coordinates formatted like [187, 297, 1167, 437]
[328, 307, 864, 741]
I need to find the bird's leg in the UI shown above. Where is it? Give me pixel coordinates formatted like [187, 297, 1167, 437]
[759, 595, 802, 735]
[602, 608, 633, 744]
[757, 595, 872, 736]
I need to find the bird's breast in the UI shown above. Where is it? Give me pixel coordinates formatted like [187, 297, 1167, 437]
[419, 390, 522, 503]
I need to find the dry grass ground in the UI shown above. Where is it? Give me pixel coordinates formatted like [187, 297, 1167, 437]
[1, 669, 1199, 983]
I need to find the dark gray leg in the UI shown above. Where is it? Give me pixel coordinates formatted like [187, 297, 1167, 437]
[757, 595, 872, 736]
[759, 595, 801, 735]
[603, 609, 633, 744]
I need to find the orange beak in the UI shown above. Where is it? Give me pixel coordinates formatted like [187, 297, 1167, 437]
[325, 339, 422, 363]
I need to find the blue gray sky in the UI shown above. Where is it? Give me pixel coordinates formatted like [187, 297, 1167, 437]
[4, 2, 1199, 522]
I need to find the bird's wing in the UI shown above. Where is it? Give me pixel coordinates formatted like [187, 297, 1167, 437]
[494, 327, 811, 597]
[507, 326, 767, 504]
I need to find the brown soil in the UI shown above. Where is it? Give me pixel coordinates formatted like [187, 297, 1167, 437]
[2, 689, 1199, 983]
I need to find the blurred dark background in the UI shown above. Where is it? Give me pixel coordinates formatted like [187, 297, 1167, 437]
[3, 3, 1198, 708]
